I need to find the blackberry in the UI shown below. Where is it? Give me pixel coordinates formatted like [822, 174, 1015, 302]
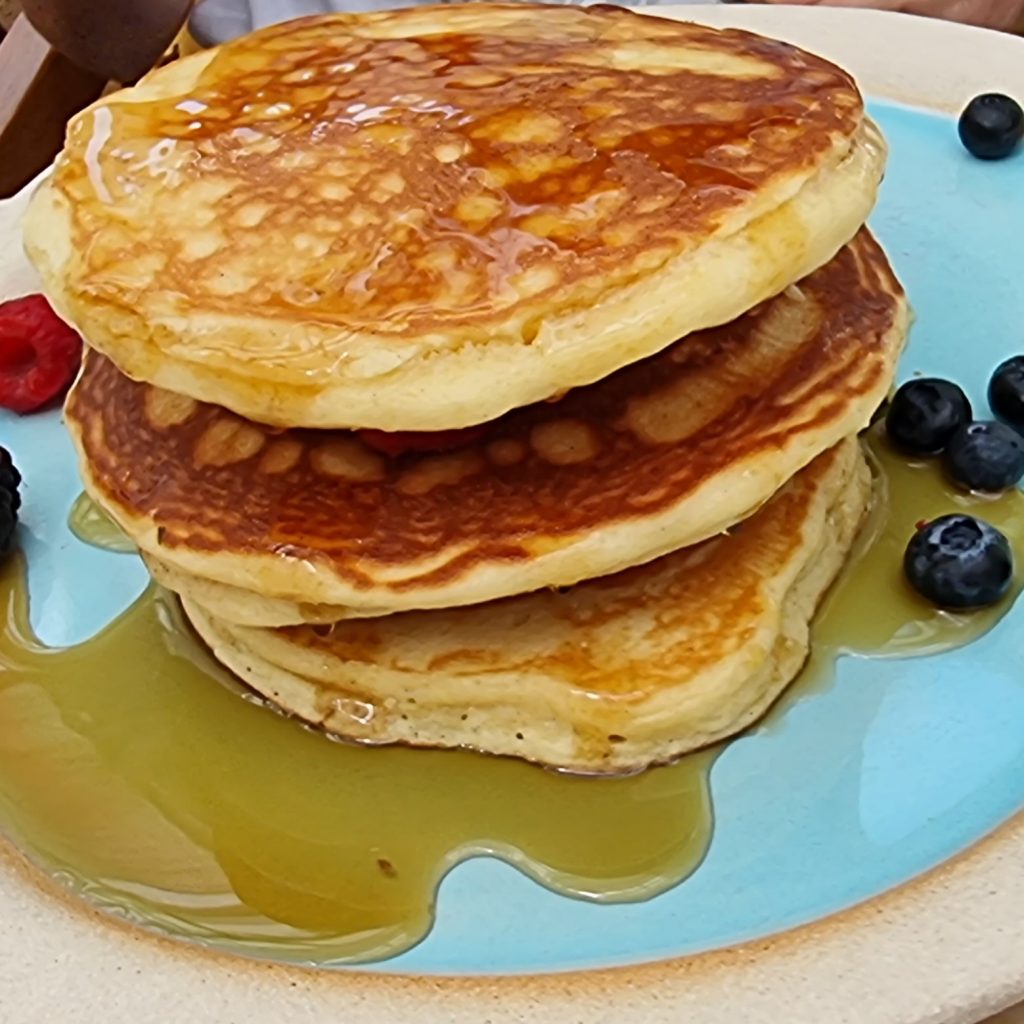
[0, 446, 20, 559]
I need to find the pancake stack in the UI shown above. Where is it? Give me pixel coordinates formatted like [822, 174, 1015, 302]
[25, 4, 908, 773]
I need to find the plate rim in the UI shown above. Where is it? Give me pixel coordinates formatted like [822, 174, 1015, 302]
[3, 6, 1024, 1022]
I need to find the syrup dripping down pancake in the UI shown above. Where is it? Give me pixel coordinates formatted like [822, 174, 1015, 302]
[185, 439, 871, 774]
[29, 2, 883, 430]
[65, 230, 906, 624]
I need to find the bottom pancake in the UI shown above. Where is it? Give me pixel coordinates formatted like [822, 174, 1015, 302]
[184, 439, 871, 774]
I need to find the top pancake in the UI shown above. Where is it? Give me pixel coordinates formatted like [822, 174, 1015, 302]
[65, 229, 907, 623]
[27, 3, 883, 430]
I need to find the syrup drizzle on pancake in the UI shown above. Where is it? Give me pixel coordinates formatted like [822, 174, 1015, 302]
[58, 6, 861, 331]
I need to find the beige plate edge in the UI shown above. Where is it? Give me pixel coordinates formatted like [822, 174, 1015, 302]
[2, 6, 1024, 1023]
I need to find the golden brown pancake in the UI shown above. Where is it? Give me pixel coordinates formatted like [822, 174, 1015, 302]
[185, 439, 872, 774]
[27, 3, 884, 430]
[65, 230, 906, 624]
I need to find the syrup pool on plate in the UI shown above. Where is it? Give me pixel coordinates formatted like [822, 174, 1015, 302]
[815, 424, 1024, 660]
[67, 493, 135, 553]
[0, 424, 1020, 966]
[763, 424, 1024, 723]
[0, 538, 717, 965]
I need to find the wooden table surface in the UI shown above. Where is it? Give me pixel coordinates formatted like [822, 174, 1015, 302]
[989, 1007, 1024, 1023]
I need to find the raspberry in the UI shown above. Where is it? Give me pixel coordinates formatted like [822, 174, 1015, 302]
[358, 425, 488, 457]
[0, 294, 83, 414]
[0, 446, 20, 559]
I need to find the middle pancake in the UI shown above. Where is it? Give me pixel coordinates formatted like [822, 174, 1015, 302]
[65, 229, 907, 626]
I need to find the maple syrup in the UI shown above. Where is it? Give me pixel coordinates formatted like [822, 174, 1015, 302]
[0, 425, 1021, 966]
[68, 492, 134, 553]
[57, 11, 860, 329]
[0, 555, 716, 964]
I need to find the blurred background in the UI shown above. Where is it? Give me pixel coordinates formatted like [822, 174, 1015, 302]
[185, 0, 722, 47]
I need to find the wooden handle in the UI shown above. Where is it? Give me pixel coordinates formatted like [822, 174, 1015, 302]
[21, 0, 193, 82]
[0, 15, 107, 198]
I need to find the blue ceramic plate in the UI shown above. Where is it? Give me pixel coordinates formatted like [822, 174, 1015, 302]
[2, 8, 1024, 1023]
[7, 95, 1023, 976]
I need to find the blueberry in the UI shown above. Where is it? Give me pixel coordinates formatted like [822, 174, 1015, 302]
[958, 93, 1023, 160]
[885, 378, 972, 456]
[945, 420, 1024, 492]
[989, 355, 1024, 430]
[904, 514, 1013, 609]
